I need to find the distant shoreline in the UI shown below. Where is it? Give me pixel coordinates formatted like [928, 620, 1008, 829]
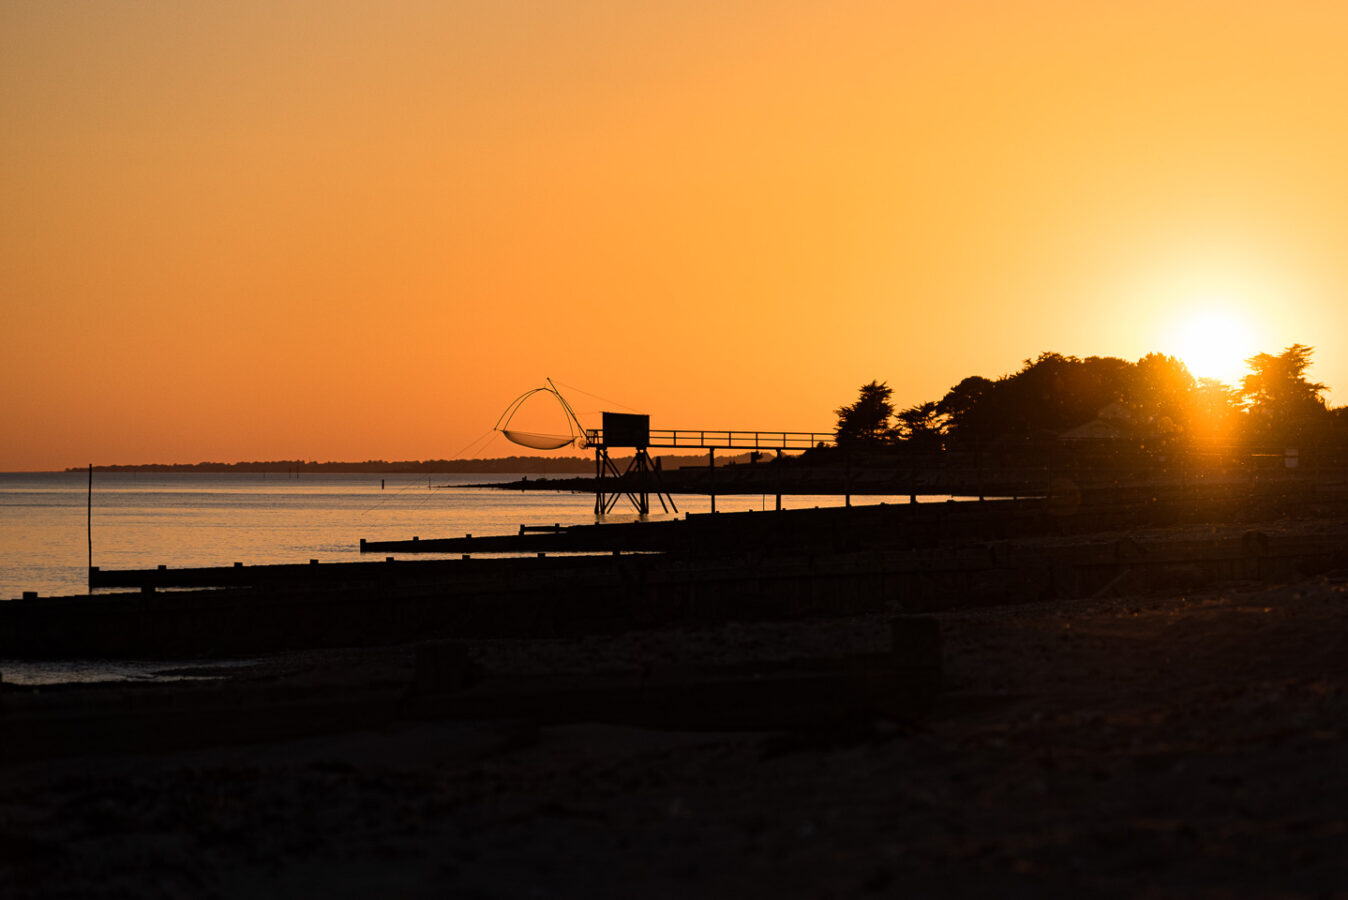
[59, 453, 757, 475]
[62, 458, 593, 475]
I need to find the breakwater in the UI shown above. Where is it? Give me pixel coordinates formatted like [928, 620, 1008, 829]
[5, 480, 1348, 659]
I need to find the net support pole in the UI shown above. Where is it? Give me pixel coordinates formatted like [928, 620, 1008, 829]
[637, 449, 650, 517]
[87, 463, 93, 586]
[594, 447, 603, 516]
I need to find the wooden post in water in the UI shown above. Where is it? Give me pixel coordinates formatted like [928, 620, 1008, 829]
[86, 463, 93, 586]
[844, 451, 851, 508]
[775, 449, 783, 511]
[709, 448, 716, 513]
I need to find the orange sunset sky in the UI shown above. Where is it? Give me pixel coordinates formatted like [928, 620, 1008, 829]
[5, 1, 1348, 470]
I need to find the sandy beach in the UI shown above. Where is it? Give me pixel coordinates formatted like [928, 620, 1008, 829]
[4, 551, 1347, 898]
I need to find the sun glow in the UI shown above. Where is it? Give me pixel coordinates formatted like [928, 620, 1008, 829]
[1168, 307, 1258, 387]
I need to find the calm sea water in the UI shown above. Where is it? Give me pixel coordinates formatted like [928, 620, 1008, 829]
[0, 471, 936, 602]
[0, 471, 932, 682]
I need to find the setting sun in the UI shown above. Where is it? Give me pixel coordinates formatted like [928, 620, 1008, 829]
[1168, 308, 1258, 387]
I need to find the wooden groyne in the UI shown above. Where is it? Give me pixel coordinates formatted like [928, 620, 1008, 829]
[364, 481, 1348, 558]
[7, 516, 1348, 659]
[6, 479, 1348, 659]
[85, 553, 624, 592]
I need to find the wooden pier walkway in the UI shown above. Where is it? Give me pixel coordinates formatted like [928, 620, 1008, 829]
[586, 427, 834, 450]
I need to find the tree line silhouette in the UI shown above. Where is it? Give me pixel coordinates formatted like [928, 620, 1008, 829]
[835, 345, 1342, 451]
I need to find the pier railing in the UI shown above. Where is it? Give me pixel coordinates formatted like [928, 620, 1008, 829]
[585, 429, 834, 450]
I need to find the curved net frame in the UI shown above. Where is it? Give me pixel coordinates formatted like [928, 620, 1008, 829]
[494, 381, 588, 450]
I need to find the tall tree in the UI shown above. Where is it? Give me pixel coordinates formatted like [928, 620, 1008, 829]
[835, 380, 896, 447]
[984, 353, 1130, 437]
[937, 376, 995, 442]
[1128, 353, 1196, 435]
[1239, 344, 1328, 439]
[1189, 377, 1242, 443]
[895, 401, 944, 450]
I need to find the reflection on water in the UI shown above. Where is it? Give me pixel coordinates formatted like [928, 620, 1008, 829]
[0, 471, 956, 602]
[1, 472, 596, 601]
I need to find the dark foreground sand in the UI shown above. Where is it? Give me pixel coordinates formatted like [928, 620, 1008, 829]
[3, 571, 1348, 898]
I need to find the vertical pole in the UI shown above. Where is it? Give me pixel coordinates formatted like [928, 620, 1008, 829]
[845, 451, 851, 508]
[595, 447, 603, 516]
[87, 463, 93, 585]
[709, 448, 716, 514]
[638, 449, 650, 517]
[775, 449, 782, 511]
